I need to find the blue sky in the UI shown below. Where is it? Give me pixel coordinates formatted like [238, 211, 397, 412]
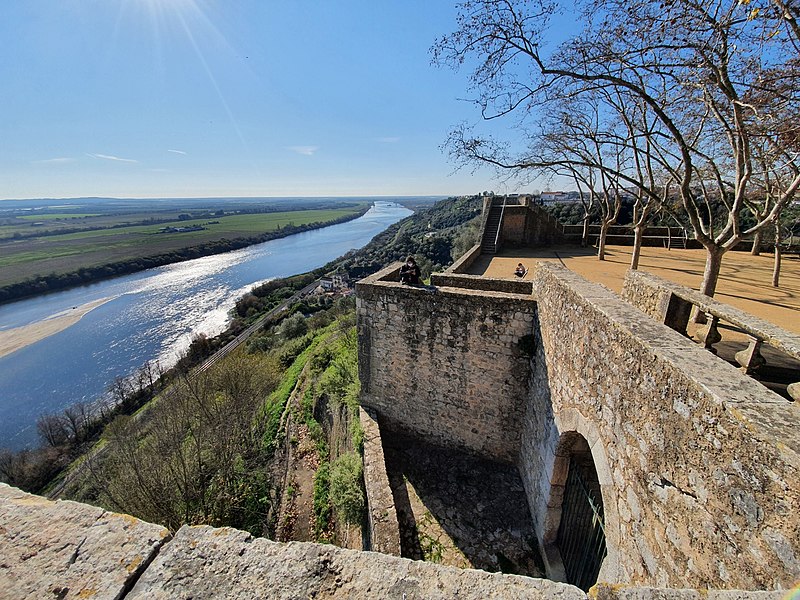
[0, 1, 522, 200]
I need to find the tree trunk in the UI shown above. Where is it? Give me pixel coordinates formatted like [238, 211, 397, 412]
[597, 221, 609, 261]
[581, 215, 589, 247]
[773, 246, 782, 287]
[692, 246, 725, 323]
[630, 224, 644, 270]
[699, 246, 725, 297]
[751, 229, 762, 256]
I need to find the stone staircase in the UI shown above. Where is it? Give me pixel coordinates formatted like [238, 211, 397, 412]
[481, 204, 504, 254]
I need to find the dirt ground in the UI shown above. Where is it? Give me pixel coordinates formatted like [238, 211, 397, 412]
[468, 245, 799, 334]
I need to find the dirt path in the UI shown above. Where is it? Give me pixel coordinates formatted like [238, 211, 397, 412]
[275, 370, 321, 543]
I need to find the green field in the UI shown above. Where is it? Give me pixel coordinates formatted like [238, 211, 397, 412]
[0, 206, 366, 289]
[17, 213, 102, 220]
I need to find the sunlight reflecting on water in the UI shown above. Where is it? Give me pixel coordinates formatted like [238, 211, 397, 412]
[0, 201, 412, 449]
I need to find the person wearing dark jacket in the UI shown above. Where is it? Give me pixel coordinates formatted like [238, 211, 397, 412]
[398, 256, 421, 285]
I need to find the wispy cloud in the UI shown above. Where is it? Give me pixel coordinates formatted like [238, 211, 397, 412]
[168, 149, 187, 155]
[32, 157, 74, 164]
[288, 145, 319, 156]
[86, 153, 138, 163]
[376, 136, 400, 143]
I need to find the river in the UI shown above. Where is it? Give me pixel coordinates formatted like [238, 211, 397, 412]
[0, 201, 411, 450]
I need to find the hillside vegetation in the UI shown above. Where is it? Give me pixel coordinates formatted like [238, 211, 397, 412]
[57, 300, 363, 542]
[1, 194, 484, 546]
[334, 194, 483, 279]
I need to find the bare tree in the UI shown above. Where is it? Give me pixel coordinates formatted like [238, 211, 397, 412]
[62, 402, 92, 445]
[434, 0, 800, 296]
[37, 413, 69, 448]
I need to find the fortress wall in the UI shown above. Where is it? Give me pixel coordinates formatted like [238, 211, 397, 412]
[499, 206, 529, 245]
[356, 265, 536, 462]
[359, 407, 402, 556]
[500, 204, 565, 247]
[523, 263, 800, 590]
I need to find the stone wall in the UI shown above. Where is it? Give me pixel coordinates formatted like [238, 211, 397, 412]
[430, 272, 533, 295]
[360, 406, 402, 556]
[522, 263, 800, 590]
[446, 243, 482, 274]
[622, 270, 800, 361]
[499, 204, 565, 247]
[2, 483, 785, 598]
[356, 264, 537, 462]
[0, 483, 586, 599]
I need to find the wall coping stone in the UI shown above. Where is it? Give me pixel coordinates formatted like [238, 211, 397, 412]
[623, 270, 800, 360]
[431, 272, 534, 295]
[359, 406, 402, 556]
[358, 264, 536, 304]
[0, 482, 170, 600]
[590, 583, 786, 599]
[446, 243, 483, 274]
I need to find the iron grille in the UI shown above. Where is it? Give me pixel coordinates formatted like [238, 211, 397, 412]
[556, 456, 607, 591]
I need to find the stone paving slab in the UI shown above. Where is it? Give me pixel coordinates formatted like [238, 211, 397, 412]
[0, 482, 169, 600]
[127, 525, 582, 600]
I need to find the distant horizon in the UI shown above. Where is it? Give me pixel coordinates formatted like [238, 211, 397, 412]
[0, 193, 454, 203]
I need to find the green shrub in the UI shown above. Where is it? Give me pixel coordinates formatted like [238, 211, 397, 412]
[329, 452, 365, 526]
[313, 462, 331, 538]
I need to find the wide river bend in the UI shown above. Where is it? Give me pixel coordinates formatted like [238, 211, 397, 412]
[0, 201, 411, 449]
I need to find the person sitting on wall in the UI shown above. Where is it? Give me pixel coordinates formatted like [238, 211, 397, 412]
[399, 255, 421, 285]
[514, 263, 528, 278]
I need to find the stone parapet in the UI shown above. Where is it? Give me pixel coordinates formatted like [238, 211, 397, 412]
[430, 272, 534, 295]
[360, 406, 402, 556]
[0, 483, 169, 600]
[0, 483, 588, 599]
[356, 270, 536, 462]
[525, 263, 800, 589]
[622, 269, 800, 361]
[128, 524, 585, 599]
[446, 243, 482, 274]
[590, 583, 785, 599]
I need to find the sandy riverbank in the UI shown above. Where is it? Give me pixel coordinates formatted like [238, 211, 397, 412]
[0, 297, 114, 359]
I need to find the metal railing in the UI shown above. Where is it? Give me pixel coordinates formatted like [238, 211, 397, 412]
[494, 197, 507, 248]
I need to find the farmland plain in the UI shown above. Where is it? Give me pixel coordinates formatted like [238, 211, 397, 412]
[0, 198, 369, 292]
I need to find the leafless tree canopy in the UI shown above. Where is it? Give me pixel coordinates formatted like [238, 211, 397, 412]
[434, 0, 800, 294]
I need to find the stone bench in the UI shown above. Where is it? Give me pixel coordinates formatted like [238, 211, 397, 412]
[622, 269, 800, 400]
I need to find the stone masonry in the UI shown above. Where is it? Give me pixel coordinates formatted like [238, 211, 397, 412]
[356, 263, 537, 462]
[523, 263, 799, 589]
[356, 260, 800, 592]
[0, 483, 786, 599]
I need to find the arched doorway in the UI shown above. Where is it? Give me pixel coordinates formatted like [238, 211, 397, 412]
[553, 433, 607, 591]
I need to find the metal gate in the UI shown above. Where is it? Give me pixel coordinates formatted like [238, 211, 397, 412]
[556, 456, 607, 591]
